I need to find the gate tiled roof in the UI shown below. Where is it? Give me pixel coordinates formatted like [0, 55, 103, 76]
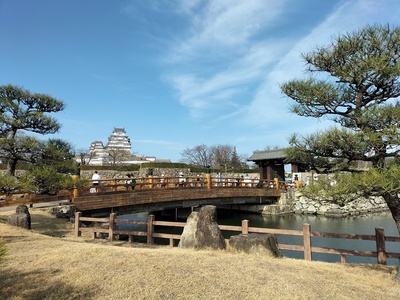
[248, 149, 287, 161]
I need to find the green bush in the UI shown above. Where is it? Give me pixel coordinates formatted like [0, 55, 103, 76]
[19, 166, 77, 194]
[0, 174, 20, 193]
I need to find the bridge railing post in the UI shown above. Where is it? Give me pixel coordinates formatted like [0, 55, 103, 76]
[242, 219, 249, 235]
[72, 175, 80, 198]
[147, 214, 155, 245]
[74, 212, 82, 237]
[274, 178, 279, 190]
[205, 173, 211, 189]
[148, 175, 153, 189]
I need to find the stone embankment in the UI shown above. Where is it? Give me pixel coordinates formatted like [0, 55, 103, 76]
[289, 190, 389, 217]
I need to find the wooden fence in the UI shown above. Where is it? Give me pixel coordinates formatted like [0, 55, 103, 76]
[74, 212, 400, 265]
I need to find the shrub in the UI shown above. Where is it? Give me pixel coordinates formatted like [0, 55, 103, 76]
[0, 174, 20, 194]
[19, 166, 77, 194]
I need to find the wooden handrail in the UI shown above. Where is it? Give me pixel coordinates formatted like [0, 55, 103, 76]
[74, 212, 400, 265]
[0, 176, 287, 208]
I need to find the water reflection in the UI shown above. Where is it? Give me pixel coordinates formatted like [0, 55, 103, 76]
[116, 212, 148, 231]
[217, 210, 399, 266]
[118, 210, 399, 266]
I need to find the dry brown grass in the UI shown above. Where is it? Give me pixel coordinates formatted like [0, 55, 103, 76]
[0, 208, 399, 300]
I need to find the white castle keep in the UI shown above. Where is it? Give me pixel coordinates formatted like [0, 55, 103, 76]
[89, 127, 132, 156]
[82, 128, 157, 165]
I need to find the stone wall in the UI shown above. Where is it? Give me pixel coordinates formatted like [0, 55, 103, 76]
[292, 190, 388, 217]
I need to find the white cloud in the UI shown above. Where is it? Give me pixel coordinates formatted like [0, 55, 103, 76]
[168, 0, 287, 62]
[163, 0, 400, 140]
[167, 38, 289, 118]
[240, 0, 400, 128]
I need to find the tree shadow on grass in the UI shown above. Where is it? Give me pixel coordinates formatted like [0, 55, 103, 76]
[30, 212, 74, 238]
[0, 210, 74, 238]
[0, 268, 96, 300]
[346, 262, 398, 276]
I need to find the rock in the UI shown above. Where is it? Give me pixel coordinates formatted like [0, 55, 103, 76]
[325, 208, 348, 218]
[262, 205, 293, 215]
[8, 213, 30, 229]
[178, 211, 199, 248]
[229, 233, 282, 257]
[51, 205, 76, 219]
[195, 206, 226, 250]
[15, 205, 31, 229]
[303, 204, 317, 214]
[179, 206, 226, 250]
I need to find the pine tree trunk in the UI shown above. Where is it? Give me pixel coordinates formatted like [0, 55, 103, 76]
[382, 192, 400, 281]
[383, 192, 400, 233]
[6, 159, 17, 176]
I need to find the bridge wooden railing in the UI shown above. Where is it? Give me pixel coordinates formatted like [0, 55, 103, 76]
[0, 191, 74, 208]
[83, 176, 284, 191]
[0, 176, 287, 208]
[74, 212, 400, 265]
[76, 175, 286, 197]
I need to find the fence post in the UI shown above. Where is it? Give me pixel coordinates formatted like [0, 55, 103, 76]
[109, 213, 116, 242]
[147, 214, 155, 245]
[242, 219, 249, 235]
[74, 212, 82, 237]
[340, 254, 347, 264]
[375, 227, 387, 265]
[303, 223, 312, 261]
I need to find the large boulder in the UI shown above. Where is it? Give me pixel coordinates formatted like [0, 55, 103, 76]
[179, 205, 226, 250]
[229, 233, 282, 257]
[178, 211, 199, 248]
[8, 213, 30, 230]
[9, 205, 31, 229]
[195, 205, 226, 250]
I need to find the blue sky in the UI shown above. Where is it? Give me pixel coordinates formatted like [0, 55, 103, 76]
[1, 0, 399, 162]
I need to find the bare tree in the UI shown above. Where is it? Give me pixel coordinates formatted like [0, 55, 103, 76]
[181, 144, 250, 169]
[107, 149, 129, 165]
[210, 145, 234, 169]
[180, 144, 210, 167]
[76, 148, 93, 165]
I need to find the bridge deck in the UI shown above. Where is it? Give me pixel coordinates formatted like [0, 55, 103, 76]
[73, 187, 282, 212]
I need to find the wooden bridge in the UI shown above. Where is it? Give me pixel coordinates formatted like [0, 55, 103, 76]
[0, 175, 285, 215]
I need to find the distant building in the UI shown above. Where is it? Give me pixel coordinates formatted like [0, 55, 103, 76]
[248, 149, 307, 181]
[78, 128, 168, 166]
[103, 127, 132, 153]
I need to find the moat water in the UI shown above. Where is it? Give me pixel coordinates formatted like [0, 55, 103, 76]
[119, 210, 400, 266]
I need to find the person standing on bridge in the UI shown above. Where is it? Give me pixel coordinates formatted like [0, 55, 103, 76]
[91, 171, 101, 193]
[92, 171, 100, 185]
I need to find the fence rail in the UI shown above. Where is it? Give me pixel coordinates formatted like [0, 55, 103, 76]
[74, 212, 400, 265]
